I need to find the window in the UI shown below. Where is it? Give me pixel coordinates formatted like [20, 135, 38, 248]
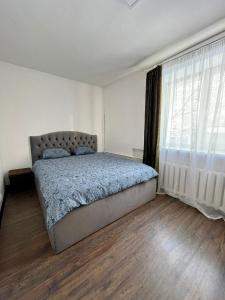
[161, 41, 225, 155]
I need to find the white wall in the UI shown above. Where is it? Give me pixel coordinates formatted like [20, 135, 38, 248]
[104, 71, 146, 157]
[0, 61, 103, 183]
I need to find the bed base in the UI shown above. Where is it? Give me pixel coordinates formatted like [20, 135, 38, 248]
[37, 179, 157, 253]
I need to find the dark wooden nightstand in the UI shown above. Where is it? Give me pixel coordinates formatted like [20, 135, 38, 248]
[8, 168, 34, 192]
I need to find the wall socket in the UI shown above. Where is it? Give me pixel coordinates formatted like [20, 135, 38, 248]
[132, 148, 143, 160]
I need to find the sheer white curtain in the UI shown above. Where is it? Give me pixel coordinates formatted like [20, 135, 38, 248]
[159, 38, 225, 219]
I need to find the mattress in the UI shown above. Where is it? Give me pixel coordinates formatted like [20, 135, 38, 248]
[33, 152, 158, 229]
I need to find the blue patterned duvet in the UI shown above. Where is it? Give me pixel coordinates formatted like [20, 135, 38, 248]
[33, 153, 158, 229]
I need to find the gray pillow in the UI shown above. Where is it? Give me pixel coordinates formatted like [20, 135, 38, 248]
[42, 148, 71, 159]
[74, 146, 95, 155]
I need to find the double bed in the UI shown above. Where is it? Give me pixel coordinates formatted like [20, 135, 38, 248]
[30, 131, 158, 253]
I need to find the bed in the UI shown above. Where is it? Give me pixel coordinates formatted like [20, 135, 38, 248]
[30, 131, 158, 253]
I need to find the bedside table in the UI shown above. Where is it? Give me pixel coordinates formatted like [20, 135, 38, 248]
[8, 168, 34, 192]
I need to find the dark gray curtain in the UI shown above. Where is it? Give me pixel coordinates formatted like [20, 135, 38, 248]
[143, 65, 162, 170]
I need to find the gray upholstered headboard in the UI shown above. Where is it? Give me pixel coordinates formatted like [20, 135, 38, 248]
[30, 131, 97, 164]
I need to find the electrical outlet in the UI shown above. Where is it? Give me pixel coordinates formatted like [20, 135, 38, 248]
[132, 148, 143, 160]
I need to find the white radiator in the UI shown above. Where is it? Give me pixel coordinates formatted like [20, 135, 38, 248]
[160, 162, 225, 210]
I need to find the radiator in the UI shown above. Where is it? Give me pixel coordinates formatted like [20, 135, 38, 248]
[160, 162, 225, 210]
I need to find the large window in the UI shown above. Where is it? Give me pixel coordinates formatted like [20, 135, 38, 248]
[161, 40, 225, 155]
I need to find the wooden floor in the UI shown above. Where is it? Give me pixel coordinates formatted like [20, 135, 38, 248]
[0, 190, 225, 300]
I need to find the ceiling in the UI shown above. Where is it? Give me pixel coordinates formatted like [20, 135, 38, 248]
[0, 0, 225, 86]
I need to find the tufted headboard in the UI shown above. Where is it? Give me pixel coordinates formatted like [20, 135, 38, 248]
[30, 131, 97, 164]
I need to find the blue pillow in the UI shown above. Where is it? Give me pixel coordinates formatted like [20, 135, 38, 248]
[42, 148, 71, 159]
[74, 146, 95, 155]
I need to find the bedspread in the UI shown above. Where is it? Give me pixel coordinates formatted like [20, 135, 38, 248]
[33, 153, 158, 228]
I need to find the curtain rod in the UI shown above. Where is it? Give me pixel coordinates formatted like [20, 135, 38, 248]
[145, 30, 225, 71]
